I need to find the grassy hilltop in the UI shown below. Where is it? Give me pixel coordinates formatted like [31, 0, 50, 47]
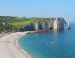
[0, 16, 47, 33]
[0, 16, 64, 33]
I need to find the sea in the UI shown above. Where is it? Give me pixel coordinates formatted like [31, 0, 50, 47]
[18, 23, 75, 58]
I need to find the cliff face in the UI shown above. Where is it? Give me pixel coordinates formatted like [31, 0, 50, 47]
[33, 18, 66, 31]
[0, 16, 66, 32]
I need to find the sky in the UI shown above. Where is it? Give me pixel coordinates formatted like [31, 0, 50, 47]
[0, 0, 75, 22]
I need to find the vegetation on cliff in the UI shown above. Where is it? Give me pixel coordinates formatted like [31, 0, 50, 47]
[0, 16, 64, 33]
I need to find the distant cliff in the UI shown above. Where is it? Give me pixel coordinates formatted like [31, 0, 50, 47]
[0, 16, 66, 33]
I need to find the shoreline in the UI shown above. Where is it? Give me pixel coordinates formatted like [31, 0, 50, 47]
[16, 32, 32, 58]
[0, 31, 32, 58]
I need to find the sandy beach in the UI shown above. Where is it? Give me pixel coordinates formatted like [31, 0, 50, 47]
[0, 32, 31, 58]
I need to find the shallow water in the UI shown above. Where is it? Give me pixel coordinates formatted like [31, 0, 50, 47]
[19, 23, 75, 58]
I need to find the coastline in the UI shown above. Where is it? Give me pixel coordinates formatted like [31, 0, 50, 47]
[0, 31, 32, 58]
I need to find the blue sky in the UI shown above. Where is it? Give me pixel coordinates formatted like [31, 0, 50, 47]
[0, 0, 75, 22]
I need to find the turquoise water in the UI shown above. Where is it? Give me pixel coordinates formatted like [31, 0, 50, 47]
[19, 23, 75, 58]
